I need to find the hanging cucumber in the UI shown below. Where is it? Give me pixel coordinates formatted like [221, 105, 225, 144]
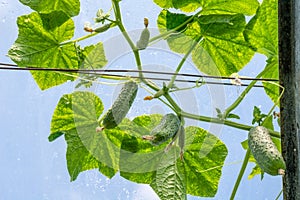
[100, 81, 138, 129]
[136, 18, 150, 50]
[142, 113, 180, 145]
[248, 126, 286, 176]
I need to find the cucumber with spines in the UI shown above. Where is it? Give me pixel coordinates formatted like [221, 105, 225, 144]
[248, 126, 286, 176]
[101, 81, 138, 129]
[142, 113, 180, 145]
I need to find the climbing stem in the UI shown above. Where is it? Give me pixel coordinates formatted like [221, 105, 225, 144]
[167, 37, 201, 88]
[60, 32, 100, 46]
[223, 68, 269, 118]
[181, 111, 280, 138]
[230, 148, 250, 200]
[111, 0, 160, 92]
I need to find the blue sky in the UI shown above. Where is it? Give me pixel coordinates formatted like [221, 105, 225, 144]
[0, 0, 283, 199]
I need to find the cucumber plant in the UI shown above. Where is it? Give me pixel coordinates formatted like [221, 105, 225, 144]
[8, 0, 283, 199]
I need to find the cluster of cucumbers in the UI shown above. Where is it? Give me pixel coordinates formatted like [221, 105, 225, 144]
[97, 80, 185, 158]
[248, 126, 286, 176]
[97, 18, 286, 168]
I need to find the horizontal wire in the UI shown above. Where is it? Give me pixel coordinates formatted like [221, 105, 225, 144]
[79, 71, 264, 87]
[0, 63, 272, 87]
[0, 62, 278, 82]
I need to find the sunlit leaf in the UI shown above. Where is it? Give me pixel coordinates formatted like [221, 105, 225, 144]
[183, 126, 227, 197]
[154, 0, 259, 15]
[244, 0, 278, 57]
[8, 12, 78, 90]
[201, 0, 259, 15]
[197, 14, 246, 39]
[193, 35, 254, 76]
[119, 117, 228, 198]
[20, 0, 80, 17]
[49, 91, 118, 181]
[157, 10, 254, 76]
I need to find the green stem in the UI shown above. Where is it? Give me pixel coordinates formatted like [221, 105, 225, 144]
[181, 111, 280, 138]
[164, 93, 183, 114]
[111, 0, 159, 92]
[60, 32, 100, 46]
[167, 37, 201, 88]
[223, 68, 268, 118]
[230, 148, 250, 200]
[275, 189, 283, 200]
[112, 0, 122, 22]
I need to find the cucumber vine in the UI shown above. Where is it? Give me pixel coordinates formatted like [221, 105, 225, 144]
[8, 0, 282, 199]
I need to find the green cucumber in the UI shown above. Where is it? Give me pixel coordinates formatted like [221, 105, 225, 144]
[143, 113, 180, 145]
[248, 126, 285, 176]
[136, 28, 150, 50]
[101, 81, 138, 129]
[94, 23, 112, 33]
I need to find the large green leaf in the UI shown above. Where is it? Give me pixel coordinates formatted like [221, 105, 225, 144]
[119, 115, 228, 198]
[154, 0, 259, 15]
[244, 0, 278, 57]
[183, 126, 227, 197]
[49, 91, 117, 180]
[8, 12, 78, 90]
[197, 14, 246, 39]
[157, 10, 254, 76]
[65, 129, 116, 181]
[193, 13, 255, 76]
[20, 0, 80, 17]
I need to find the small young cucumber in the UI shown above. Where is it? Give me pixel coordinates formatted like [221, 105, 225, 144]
[101, 81, 138, 129]
[94, 23, 112, 33]
[136, 18, 150, 50]
[142, 113, 180, 145]
[136, 28, 150, 50]
[248, 126, 286, 176]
